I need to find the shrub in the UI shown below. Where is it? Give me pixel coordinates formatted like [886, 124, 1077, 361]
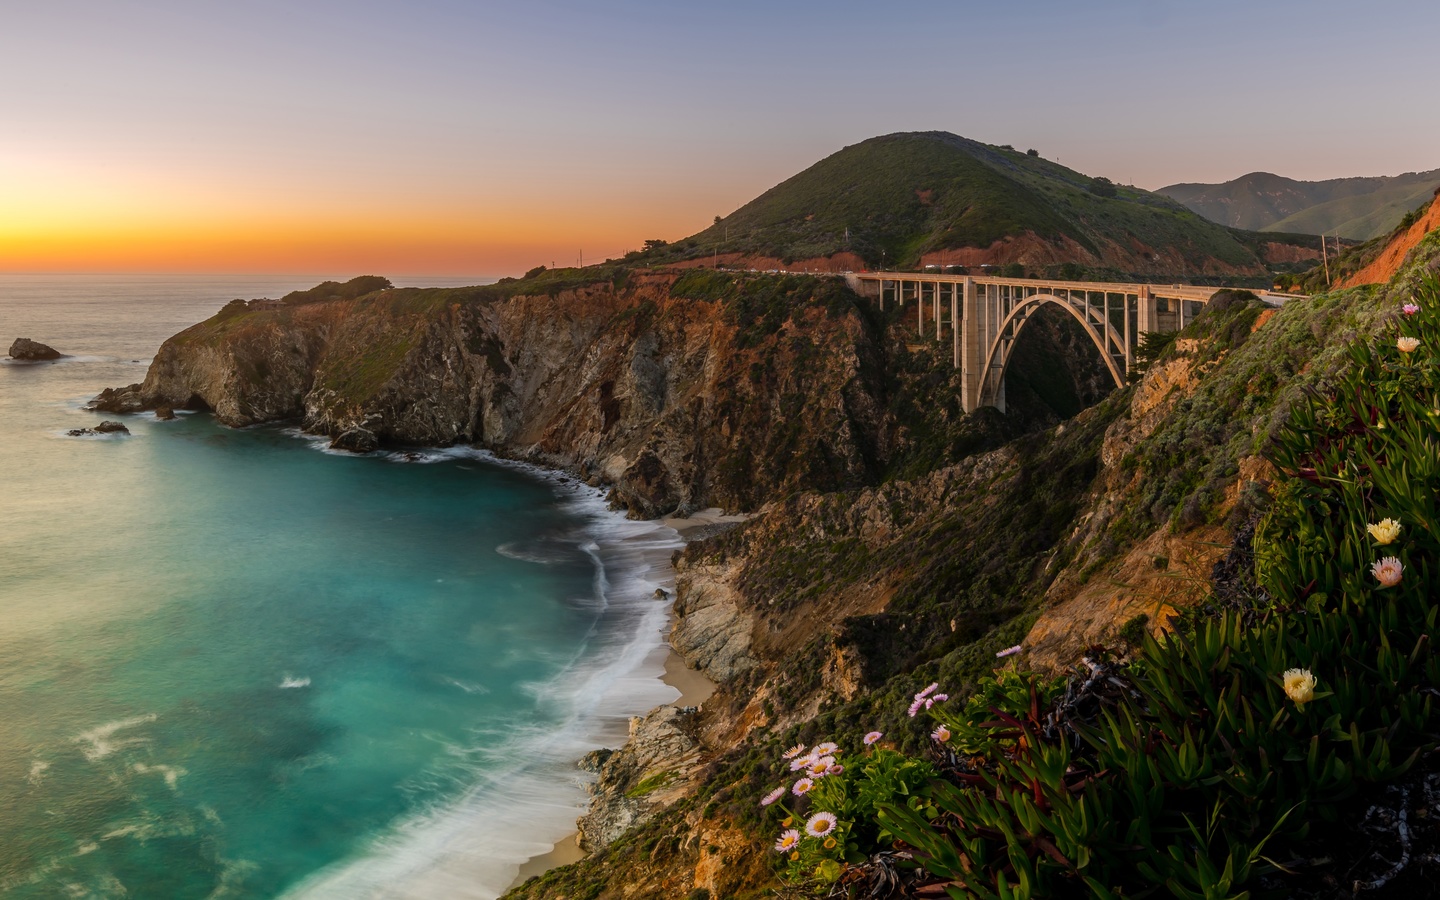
[816, 277, 1440, 898]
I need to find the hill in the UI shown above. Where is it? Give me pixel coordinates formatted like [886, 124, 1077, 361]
[637, 132, 1319, 282]
[1159, 168, 1440, 240]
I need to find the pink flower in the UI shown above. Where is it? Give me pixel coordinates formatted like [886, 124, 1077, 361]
[775, 829, 800, 852]
[781, 743, 807, 760]
[1372, 556, 1404, 588]
[932, 693, 948, 703]
[863, 731, 883, 745]
[761, 786, 787, 807]
[812, 741, 839, 755]
[996, 645, 1023, 658]
[931, 725, 951, 743]
[908, 684, 946, 717]
[805, 811, 838, 838]
[1404, 303, 1420, 316]
[826, 763, 844, 775]
[792, 777, 814, 796]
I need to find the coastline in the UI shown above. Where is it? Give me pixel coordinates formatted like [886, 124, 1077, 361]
[504, 509, 739, 893]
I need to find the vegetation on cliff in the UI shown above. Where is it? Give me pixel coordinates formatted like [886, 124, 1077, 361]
[635, 132, 1318, 280]
[1160, 169, 1440, 241]
[505, 228, 1440, 900]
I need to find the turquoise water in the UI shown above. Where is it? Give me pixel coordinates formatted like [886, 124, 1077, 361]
[0, 276, 681, 898]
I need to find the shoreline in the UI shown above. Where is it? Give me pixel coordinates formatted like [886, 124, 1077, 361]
[504, 509, 738, 893]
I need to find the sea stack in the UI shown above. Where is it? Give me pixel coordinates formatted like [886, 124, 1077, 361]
[8, 338, 64, 360]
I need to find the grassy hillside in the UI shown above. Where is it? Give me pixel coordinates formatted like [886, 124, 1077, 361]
[1160, 168, 1440, 240]
[640, 132, 1302, 277]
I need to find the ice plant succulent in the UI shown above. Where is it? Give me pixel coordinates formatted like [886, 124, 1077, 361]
[1404, 302, 1420, 316]
[805, 811, 838, 838]
[1372, 556, 1404, 588]
[1397, 336, 1421, 353]
[1283, 668, 1317, 706]
[1368, 518, 1402, 545]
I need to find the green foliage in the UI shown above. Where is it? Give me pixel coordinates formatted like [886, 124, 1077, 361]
[282, 275, 392, 306]
[1087, 177, 1117, 199]
[839, 277, 1440, 899]
[757, 738, 936, 886]
[626, 770, 677, 799]
[641, 131, 1271, 276]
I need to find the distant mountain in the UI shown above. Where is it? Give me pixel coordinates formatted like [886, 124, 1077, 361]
[1158, 169, 1440, 240]
[647, 132, 1318, 280]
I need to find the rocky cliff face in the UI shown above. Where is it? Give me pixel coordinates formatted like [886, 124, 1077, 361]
[95, 271, 1101, 519]
[96, 273, 901, 516]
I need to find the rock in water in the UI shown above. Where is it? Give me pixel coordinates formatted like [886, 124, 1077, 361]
[154, 407, 176, 421]
[9, 338, 63, 360]
[329, 427, 379, 454]
[94, 421, 130, 434]
[89, 384, 147, 414]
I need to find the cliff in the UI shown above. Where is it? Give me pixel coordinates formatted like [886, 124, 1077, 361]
[92, 251, 1436, 896]
[506, 252, 1436, 897]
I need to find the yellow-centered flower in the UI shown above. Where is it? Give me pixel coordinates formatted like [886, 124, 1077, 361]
[1368, 518, 1402, 545]
[1283, 668, 1317, 705]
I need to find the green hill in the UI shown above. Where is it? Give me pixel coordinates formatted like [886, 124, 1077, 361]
[1159, 168, 1440, 240]
[643, 132, 1315, 280]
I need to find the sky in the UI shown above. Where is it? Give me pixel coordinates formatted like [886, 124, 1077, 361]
[2, 0, 1438, 276]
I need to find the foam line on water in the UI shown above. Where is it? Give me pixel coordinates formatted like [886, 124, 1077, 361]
[277, 441, 685, 899]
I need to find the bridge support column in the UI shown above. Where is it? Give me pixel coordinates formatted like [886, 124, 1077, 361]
[960, 277, 982, 413]
[1137, 286, 1157, 337]
[951, 282, 960, 369]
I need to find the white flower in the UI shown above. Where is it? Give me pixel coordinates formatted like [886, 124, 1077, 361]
[1367, 518, 1401, 545]
[1283, 668, 1317, 706]
[1372, 556, 1404, 588]
[1397, 336, 1420, 353]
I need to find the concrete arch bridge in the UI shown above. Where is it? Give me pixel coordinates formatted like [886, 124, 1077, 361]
[845, 273, 1274, 413]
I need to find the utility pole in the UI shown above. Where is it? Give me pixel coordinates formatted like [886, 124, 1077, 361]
[1321, 234, 1330, 287]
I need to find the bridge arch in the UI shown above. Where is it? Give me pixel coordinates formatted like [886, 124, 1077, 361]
[975, 292, 1126, 411]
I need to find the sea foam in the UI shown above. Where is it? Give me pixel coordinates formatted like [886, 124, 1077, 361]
[280, 451, 684, 900]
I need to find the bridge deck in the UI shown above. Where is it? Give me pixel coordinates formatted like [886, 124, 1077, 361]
[848, 272, 1222, 304]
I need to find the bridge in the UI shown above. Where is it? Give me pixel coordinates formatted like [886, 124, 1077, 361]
[844, 272, 1287, 413]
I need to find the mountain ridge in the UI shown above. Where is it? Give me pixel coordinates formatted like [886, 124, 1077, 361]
[637, 131, 1319, 281]
[1159, 167, 1440, 240]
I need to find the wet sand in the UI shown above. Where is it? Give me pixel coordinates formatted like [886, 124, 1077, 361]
[504, 509, 731, 893]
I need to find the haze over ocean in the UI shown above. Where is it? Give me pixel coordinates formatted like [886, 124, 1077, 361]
[0, 275, 683, 898]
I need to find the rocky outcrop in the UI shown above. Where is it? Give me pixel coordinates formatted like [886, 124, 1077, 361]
[67, 420, 130, 437]
[575, 705, 703, 851]
[93, 273, 894, 516]
[9, 338, 63, 360]
[670, 559, 757, 685]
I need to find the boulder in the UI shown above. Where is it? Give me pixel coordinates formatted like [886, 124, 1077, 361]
[89, 384, 147, 414]
[154, 407, 176, 421]
[9, 338, 63, 360]
[94, 421, 130, 434]
[330, 426, 379, 454]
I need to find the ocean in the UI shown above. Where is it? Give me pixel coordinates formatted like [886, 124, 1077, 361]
[0, 275, 684, 898]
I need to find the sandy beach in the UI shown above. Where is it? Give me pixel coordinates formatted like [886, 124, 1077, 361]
[505, 509, 740, 892]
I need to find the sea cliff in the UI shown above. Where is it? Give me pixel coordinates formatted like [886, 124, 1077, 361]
[93, 252, 1434, 896]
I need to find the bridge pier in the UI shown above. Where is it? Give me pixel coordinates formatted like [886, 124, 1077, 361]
[848, 272, 1220, 415]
